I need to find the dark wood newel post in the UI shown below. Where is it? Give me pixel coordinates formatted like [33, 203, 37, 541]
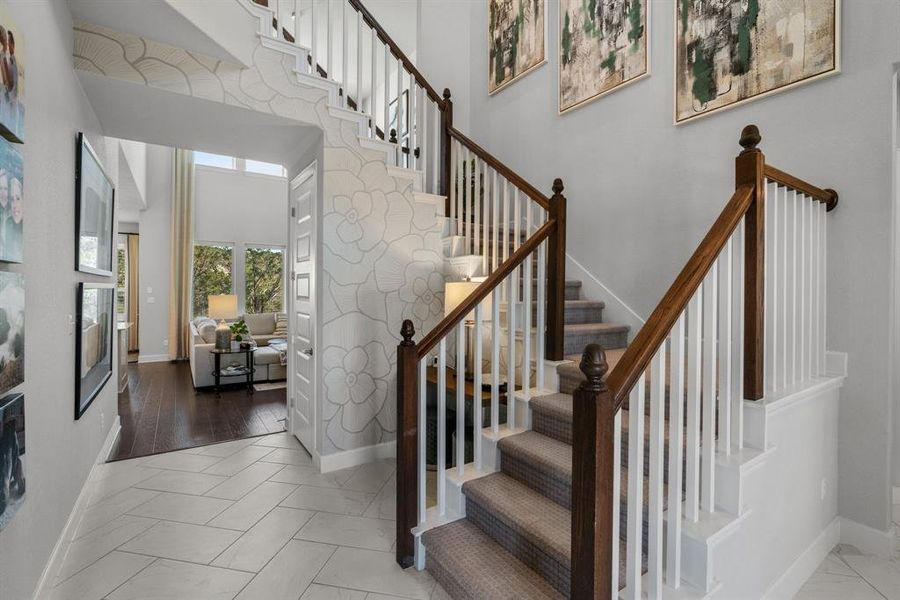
[395, 319, 418, 568]
[546, 178, 567, 361]
[736, 125, 766, 400]
[571, 344, 613, 600]
[441, 88, 453, 208]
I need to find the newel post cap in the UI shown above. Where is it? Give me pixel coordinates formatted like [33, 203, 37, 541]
[389, 129, 398, 144]
[739, 125, 762, 153]
[400, 319, 415, 346]
[578, 344, 609, 393]
[552, 178, 565, 196]
[443, 88, 452, 101]
[825, 188, 839, 212]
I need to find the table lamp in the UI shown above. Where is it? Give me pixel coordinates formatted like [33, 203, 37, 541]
[208, 294, 238, 350]
[444, 281, 491, 379]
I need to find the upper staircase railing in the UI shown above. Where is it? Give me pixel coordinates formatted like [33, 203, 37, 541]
[572, 125, 838, 599]
[250, 0, 569, 572]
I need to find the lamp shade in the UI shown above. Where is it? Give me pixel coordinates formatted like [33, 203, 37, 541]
[208, 294, 238, 320]
[444, 281, 492, 319]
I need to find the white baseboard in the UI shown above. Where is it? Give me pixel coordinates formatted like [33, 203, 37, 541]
[762, 517, 840, 600]
[32, 416, 121, 600]
[138, 354, 170, 364]
[892, 485, 900, 505]
[840, 516, 896, 557]
[319, 440, 396, 473]
[565, 254, 645, 338]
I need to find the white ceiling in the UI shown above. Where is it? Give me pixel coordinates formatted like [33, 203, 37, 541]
[77, 70, 321, 166]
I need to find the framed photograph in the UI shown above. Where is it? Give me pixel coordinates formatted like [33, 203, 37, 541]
[0, 3, 23, 144]
[0, 271, 22, 397]
[558, 0, 649, 114]
[0, 139, 22, 263]
[76, 282, 114, 419]
[76, 132, 115, 276]
[0, 392, 24, 531]
[675, 0, 841, 124]
[488, 0, 546, 94]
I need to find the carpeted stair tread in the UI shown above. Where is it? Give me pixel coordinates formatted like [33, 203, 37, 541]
[463, 472, 571, 567]
[500, 431, 572, 481]
[422, 519, 565, 600]
[564, 322, 630, 336]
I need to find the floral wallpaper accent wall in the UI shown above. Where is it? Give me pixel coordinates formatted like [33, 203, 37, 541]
[72, 18, 444, 456]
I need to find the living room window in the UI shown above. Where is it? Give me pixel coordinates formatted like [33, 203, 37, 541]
[244, 246, 285, 314]
[192, 242, 234, 317]
[193, 151, 236, 170]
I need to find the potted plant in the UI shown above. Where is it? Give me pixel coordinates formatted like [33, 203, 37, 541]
[229, 319, 250, 349]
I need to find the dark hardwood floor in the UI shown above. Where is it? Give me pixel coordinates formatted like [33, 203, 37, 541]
[110, 361, 287, 461]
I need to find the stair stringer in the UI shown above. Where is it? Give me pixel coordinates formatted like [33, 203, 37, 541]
[72, 18, 445, 462]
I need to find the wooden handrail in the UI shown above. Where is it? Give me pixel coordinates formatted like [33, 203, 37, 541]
[605, 184, 755, 407]
[447, 127, 551, 211]
[765, 164, 839, 210]
[416, 218, 557, 358]
[346, 0, 445, 107]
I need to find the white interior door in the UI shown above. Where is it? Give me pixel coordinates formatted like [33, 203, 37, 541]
[288, 164, 317, 455]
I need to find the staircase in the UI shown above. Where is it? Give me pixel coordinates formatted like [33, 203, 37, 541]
[71, 2, 842, 597]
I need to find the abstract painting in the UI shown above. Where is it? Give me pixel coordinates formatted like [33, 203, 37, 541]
[0, 2, 23, 144]
[488, 0, 546, 94]
[0, 271, 22, 397]
[0, 138, 22, 263]
[0, 392, 24, 531]
[559, 0, 649, 113]
[675, 0, 840, 124]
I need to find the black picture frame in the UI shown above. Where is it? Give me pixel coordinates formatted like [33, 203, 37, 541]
[75, 282, 114, 419]
[75, 132, 115, 276]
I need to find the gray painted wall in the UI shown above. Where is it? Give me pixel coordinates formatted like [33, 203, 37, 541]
[137, 144, 174, 360]
[418, 1, 900, 531]
[0, 1, 119, 598]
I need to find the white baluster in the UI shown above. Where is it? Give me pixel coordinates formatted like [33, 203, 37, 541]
[611, 409, 622, 597]
[502, 180, 510, 264]
[536, 216, 546, 391]
[492, 170, 499, 271]
[522, 201, 532, 402]
[806, 196, 815, 380]
[383, 44, 389, 139]
[448, 141, 456, 226]
[813, 201, 822, 375]
[732, 219, 745, 449]
[274, 0, 283, 39]
[460, 148, 468, 246]
[765, 180, 778, 393]
[411, 84, 419, 169]
[718, 239, 732, 455]
[473, 158, 481, 257]
[456, 321, 465, 476]
[507, 268, 517, 430]
[785, 188, 797, 388]
[341, 0, 348, 107]
[311, 0, 318, 72]
[370, 27, 376, 121]
[418, 359, 426, 523]
[666, 313, 686, 588]
[437, 338, 446, 515]
[798, 194, 807, 383]
[625, 376, 645, 599]
[294, 0, 301, 47]
[326, 0, 333, 77]
[685, 289, 702, 522]
[701, 264, 717, 512]
[821, 202, 828, 373]
[648, 348, 665, 597]
[433, 102, 440, 195]
[355, 10, 362, 111]
[491, 288, 501, 433]
[474, 304, 483, 470]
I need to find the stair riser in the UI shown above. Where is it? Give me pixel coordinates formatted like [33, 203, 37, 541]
[563, 328, 628, 356]
[465, 498, 570, 597]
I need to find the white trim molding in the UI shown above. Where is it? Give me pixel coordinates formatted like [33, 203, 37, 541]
[762, 517, 841, 600]
[840, 516, 897, 557]
[565, 254, 645, 338]
[138, 353, 170, 364]
[32, 416, 121, 600]
[318, 440, 396, 473]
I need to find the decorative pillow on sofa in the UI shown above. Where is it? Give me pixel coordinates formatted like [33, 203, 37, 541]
[273, 313, 288, 336]
[197, 320, 218, 344]
[243, 313, 275, 336]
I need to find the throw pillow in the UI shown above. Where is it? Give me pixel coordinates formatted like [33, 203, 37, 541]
[243, 312, 275, 335]
[197, 321, 218, 344]
[273, 313, 288, 336]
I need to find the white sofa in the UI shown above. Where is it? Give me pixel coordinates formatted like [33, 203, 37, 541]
[189, 312, 287, 389]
